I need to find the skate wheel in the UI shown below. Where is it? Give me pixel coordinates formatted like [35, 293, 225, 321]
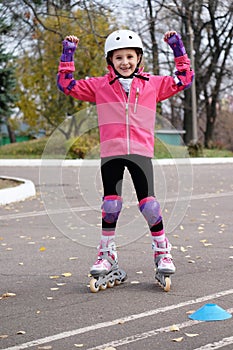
[115, 279, 121, 285]
[107, 280, 115, 288]
[89, 278, 99, 293]
[164, 277, 171, 292]
[100, 282, 107, 290]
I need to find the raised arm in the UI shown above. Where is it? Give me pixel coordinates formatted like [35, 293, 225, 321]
[165, 31, 194, 90]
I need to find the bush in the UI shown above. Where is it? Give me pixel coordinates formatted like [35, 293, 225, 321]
[66, 132, 100, 159]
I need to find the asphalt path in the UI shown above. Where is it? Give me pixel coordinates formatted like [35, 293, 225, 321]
[0, 161, 233, 350]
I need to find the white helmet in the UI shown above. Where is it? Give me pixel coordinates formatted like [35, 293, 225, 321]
[104, 29, 143, 57]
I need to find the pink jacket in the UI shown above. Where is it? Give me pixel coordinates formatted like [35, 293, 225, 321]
[57, 55, 194, 158]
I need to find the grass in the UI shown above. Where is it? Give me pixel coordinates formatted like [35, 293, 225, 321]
[0, 137, 232, 159]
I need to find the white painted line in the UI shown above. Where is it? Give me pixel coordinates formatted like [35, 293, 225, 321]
[87, 308, 233, 350]
[1, 191, 233, 221]
[2, 289, 233, 350]
[193, 335, 233, 350]
[86, 319, 201, 350]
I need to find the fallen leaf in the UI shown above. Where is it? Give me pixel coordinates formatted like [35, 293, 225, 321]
[39, 246, 46, 251]
[185, 333, 199, 337]
[1, 292, 16, 298]
[69, 257, 78, 260]
[180, 246, 187, 252]
[204, 243, 213, 247]
[17, 331, 26, 335]
[0, 335, 8, 339]
[186, 310, 196, 315]
[172, 337, 183, 342]
[49, 275, 60, 279]
[62, 272, 72, 277]
[118, 320, 125, 324]
[188, 260, 196, 264]
[170, 324, 179, 331]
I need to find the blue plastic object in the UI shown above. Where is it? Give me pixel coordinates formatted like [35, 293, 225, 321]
[189, 303, 232, 321]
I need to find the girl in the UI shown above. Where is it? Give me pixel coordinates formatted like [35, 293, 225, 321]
[57, 29, 194, 288]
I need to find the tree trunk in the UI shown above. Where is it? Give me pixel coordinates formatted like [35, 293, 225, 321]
[6, 123, 16, 143]
[183, 89, 193, 144]
[204, 92, 217, 148]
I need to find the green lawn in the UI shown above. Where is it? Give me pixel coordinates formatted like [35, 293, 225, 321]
[0, 137, 232, 159]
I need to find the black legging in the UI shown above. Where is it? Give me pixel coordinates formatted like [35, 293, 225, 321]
[101, 154, 155, 202]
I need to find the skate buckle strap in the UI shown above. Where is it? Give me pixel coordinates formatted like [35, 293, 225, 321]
[97, 242, 117, 265]
[98, 241, 116, 254]
[152, 242, 172, 256]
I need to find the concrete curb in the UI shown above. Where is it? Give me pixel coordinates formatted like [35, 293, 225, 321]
[0, 157, 233, 167]
[0, 176, 36, 206]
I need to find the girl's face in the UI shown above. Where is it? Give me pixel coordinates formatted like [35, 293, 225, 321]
[111, 48, 140, 77]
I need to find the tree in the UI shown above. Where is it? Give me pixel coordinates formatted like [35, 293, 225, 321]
[0, 17, 17, 143]
[109, 0, 233, 148]
[163, 0, 233, 146]
[1, 0, 117, 138]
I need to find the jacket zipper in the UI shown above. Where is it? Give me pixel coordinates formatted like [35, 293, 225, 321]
[119, 83, 131, 154]
[134, 87, 139, 113]
[125, 89, 131, 154]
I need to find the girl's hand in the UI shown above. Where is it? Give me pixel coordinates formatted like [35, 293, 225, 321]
[163, 31, 177, 42]
[61, 36, 79, 62]
[65, 35, 79, 45]
[164, 32, 186, 57]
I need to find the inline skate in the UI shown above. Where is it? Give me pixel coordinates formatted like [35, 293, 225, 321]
[152, 240, 175, 292]
[89, 241, 127, 293]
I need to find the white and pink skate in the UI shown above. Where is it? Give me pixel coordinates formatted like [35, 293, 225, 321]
[153, 241, 175, 292]
[89, 241, 127, 293]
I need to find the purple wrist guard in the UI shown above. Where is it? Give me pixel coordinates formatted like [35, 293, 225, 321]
[60, 40, 77, 62]
[167, 34, 186, 57]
